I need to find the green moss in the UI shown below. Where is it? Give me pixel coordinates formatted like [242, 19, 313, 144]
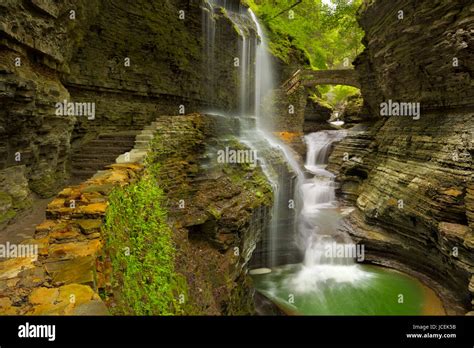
[309, 94, 334, 110]
[103, 164, 188, 315]
[207, 206, 222, 220]
[0, 191, 12, 208]
[0, 209, 16, 226]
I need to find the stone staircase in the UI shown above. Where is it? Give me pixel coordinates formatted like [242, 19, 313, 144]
[71, 131, 138, 179]
[72, 118, 174, 181]
[116, 119, 167, 164]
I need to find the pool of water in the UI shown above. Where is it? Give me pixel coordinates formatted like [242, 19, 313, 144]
[251, 263, 445, 315]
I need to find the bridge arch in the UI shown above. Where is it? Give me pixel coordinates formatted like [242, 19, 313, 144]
[282, 69, 361, 94]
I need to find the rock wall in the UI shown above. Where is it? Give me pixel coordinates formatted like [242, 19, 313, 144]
[328, 0, 474, 313]
[0, 161, 143, 314]
[0, 0, 97, 210]
[354, 0, 473, 114]
[0, 0, 243, 226]
[65, 0, 243, 140]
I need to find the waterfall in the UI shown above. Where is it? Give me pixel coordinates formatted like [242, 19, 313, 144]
[200, 1, 372, 283]
[292, 130, 370, 292]
[202, 1, 216, 103]
[201, 1, 302, 267]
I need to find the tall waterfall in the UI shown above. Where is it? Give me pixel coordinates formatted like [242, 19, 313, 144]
[202, 1, 302, 267]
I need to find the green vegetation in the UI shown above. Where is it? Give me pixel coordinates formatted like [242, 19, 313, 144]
[103, 164, 188, 315]
[245, 0, 364, 106]
[319, 85, 360, 107]
[245, 0, 364, 69]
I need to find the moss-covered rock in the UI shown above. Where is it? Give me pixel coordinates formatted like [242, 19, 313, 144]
[144, 114, 272, 315]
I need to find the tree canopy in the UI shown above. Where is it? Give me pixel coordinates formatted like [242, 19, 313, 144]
[245, 0, 364, 70]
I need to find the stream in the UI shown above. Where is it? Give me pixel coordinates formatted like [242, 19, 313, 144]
[251, 131, 445, 315]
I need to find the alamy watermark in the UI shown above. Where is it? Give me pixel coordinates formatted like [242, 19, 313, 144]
[0, 242, 38, 258]
[380, 100, 420, 120]
[324, 242, 365, 262]
[55, 100, 95, 120]
[217, 147, 257, 167]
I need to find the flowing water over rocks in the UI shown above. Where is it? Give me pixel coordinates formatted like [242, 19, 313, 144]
[0, 0, 471, 317]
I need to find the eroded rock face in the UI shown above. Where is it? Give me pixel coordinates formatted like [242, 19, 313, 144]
[327, 0, 474, 313]
[303, 95, 334, 133]
[0, 0, 242, 224]
[66, 0, 243, 139]
[339, 93, 371, 126]
[354, 0, 473, 114]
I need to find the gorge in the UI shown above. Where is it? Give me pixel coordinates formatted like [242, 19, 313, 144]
[0, 0, 472, 318]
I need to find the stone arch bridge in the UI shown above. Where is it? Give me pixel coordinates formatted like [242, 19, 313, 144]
[282, 69, 361, 95]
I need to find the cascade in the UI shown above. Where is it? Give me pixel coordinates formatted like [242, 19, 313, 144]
[292, 130, 370, 292]
[201, 1, 301, 266]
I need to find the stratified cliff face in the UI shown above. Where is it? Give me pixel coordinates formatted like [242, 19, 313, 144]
[354, 0, 473, 114]
[328, 0, 474, 313]
[65, 0, 242, 139]
[0, 0, 241, 224]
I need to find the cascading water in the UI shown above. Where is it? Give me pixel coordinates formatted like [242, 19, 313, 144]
[201, 1, 302, 267]
[202, 1, 216, 103]
[202, 0, 363, 275]
[201, 2, 445, 315]
[292, 130, 370, 292]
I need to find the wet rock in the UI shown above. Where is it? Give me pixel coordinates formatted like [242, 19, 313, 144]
[140, 114, 273, 315]
[302, 95, 338, 134]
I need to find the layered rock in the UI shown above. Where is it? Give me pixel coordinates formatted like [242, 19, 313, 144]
[0, 0, 243, 226]
[65, 0, 243, 139]
[0, 112, 274, 315]
[327, 0, 474, 313]
[0, 162, 143, 315]
[0, 0, 98, 210]
[137, 114, 274, 314]
[355, 0, 473, 114]
[339, 93, 371, 126]
[303, 95, 334, 133]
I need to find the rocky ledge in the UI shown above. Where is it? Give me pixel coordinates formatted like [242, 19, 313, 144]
[0, 162, 143, 315]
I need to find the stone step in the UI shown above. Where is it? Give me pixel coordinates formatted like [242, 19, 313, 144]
[98, 133, 138, 140]
[71, 161, 112, 170]
[140, 129, 155, 135]
[71, 169, 98, 179]
[134, 141, 150, 149]
[116, 150, 147, 164]
[136, 134, 154, 141]
[73, 153, 119, 161]
[85, 139, 137, 147]
[77, 146, 134, 154]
